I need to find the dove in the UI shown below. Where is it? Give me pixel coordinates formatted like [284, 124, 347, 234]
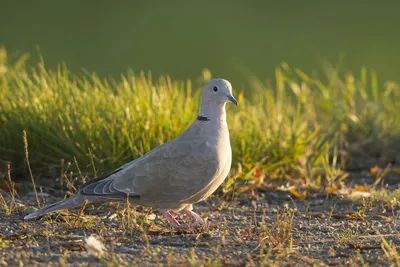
[24, 79, 238, 228]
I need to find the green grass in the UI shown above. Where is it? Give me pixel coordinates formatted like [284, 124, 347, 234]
[1, 48, 400, 188]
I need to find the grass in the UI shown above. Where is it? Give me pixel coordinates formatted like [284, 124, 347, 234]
[258, 206, 295, 249]
[0, 164, 17, 215]
[381, 237, 400, 266]
[2, 46, 400, 266]
[1, 47, 400, 191]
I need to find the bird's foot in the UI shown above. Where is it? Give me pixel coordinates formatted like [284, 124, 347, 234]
[163, 211, 181, 228]
[163, 211, 195, 229]
[163, 210, 222, 230]
[184, 210, 221, 229]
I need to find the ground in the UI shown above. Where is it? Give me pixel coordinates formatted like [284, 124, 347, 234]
[1, 180, 399, 266]
[1, 46, 400, 266]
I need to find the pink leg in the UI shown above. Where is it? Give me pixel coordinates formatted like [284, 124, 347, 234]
[163, 211, 194, 229]
[184, 209, 205, 227]
[163, 211, 181, 228]
[185, 209, 222, 229]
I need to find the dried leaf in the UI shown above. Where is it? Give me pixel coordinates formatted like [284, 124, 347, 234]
[84, 234, 107, 258]
[331, 213, 366, 220]
[354, 184, 370, 192]
[238, 185, 255, 193]
[289, 189, 307, 199]
[370, 165, 381, 176]
[325, 186, 338, 194]
[348, 191, 371, 199]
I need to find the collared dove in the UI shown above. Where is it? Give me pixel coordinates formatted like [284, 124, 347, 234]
[24, 79, 238, 228]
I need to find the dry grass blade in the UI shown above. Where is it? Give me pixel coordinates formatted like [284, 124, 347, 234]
[0, 165, 18, 215]
[23, 130, 40, 208]
[256, 207, 295, 251]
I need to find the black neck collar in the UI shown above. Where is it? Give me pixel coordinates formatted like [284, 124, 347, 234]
[197, 115, 210, 122]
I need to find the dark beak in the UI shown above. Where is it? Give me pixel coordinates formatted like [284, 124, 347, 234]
[226, 94, 238, 105]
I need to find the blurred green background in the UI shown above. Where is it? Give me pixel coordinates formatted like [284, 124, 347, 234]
[1, 1, 399, 86]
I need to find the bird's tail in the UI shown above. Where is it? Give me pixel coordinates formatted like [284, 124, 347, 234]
[24, 194, 91, 220]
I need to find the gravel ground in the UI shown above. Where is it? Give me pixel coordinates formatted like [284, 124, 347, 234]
[1, 188, 399, 266]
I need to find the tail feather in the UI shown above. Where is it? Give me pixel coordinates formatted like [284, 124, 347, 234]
[24, 194, 89, 220]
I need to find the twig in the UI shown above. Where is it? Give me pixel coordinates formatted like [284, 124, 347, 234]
[6, 164, 17, 214]
[300, 233, 400, 245]
[308, 212, 391, 221]
[0, 191, 8, 214]
[292, 251, 328, 266]
[74, 199, 89, 226]
[74, 156, 86, 184]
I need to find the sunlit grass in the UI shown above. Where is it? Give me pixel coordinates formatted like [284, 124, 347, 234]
[1, 48, 399, 189]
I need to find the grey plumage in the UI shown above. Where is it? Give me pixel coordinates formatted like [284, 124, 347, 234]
[24, 79, 237, 227]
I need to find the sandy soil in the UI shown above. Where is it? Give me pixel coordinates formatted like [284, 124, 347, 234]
[1, 188, 399, 266]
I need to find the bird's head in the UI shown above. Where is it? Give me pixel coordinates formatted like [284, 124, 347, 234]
[201, 79, 238, 106]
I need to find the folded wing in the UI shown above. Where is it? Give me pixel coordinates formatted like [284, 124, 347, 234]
[79, 138, 219, 204]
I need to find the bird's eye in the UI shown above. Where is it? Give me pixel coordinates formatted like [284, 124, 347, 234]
[213, 86, 218, 92]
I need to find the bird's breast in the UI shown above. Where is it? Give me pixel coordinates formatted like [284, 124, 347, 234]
[197, 129, 232, 194]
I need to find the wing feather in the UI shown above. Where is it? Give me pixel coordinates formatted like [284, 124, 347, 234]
[79, 136, 220, 203]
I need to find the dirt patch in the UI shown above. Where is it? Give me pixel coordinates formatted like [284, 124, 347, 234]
[1, 190, 399, 266]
